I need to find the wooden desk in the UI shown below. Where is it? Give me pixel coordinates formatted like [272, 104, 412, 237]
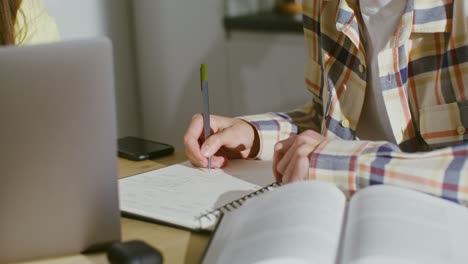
[21, 152, 211, 264]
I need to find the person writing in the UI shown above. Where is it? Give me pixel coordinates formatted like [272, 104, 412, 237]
[0, 0, 59, 46]
[184, 0, 468, 205]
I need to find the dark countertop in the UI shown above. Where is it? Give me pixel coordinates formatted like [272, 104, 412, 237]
[224, 12, 303, 34]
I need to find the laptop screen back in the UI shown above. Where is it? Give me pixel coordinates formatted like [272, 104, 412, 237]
[0, 38, 121, 263]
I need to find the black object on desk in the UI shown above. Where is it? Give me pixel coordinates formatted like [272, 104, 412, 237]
[118, 136, 174, 161]
[107, 240, 163, 264]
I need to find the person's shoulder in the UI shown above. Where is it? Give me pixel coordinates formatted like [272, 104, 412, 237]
[20, 0, 46, 14]
[15, 0, 60, 45]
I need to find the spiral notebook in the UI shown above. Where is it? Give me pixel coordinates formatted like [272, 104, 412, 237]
[118, 160, 277, 231]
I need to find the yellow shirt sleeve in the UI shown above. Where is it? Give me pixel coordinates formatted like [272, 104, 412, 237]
[15, 0, 60, 45]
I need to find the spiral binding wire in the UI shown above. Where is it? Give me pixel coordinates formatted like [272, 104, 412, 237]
[198, 182, 281, 222]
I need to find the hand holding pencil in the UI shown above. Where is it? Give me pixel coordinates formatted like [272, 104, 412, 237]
[183, 64, 260, 169]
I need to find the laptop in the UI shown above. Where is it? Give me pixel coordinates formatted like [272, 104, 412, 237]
[0, 38, 121, 263]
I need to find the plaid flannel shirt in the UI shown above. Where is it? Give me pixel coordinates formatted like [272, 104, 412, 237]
[241, 0, 468, 205]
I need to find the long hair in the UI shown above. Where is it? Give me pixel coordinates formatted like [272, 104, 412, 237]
[0, 0, 23, 45]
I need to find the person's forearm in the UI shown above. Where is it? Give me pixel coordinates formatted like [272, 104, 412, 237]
[239, 100, 321, 160]
[239, 112, 299, 160]
[309, 139, 468, 206]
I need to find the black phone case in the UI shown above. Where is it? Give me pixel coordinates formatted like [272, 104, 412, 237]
[117, 137, 174, 161]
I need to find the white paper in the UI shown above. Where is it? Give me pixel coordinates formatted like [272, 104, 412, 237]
[340, 185, 468, 264]
[203, 181, 346, 264]
[118, 160, 274, 230]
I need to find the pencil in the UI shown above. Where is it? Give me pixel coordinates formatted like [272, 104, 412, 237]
[200, 63, 211, 170]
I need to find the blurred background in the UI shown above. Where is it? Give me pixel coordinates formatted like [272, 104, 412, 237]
[44, 0, 307, 149]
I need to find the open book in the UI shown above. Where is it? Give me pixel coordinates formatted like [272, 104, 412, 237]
[118, 160, 276, 231]
[203, 181, 468, 264]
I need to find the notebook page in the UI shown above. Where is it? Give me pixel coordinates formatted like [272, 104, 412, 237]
[119, 160, 272, 230]
[203, 181, 346, 264]
[222, 159, 276, 186]
[340, 185, 468, 264]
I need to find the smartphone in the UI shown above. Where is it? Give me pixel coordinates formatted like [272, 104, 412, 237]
[118, 136, 174, 161]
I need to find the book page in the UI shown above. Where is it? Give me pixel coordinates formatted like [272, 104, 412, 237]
[340, 185, 468, 264]
[118, 160, 274, 230]
[203, 181, 346, 264]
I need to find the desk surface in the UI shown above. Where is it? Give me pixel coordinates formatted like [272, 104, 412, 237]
[21, 152, 210, 264]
